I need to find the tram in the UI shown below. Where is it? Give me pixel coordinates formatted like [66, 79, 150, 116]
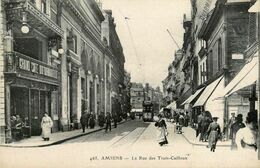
[142, 101, 154, 122]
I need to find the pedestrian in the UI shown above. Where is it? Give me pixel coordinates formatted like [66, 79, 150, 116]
[113, 113, 118, 128]
[201, 111, 212, 142]
[88, 114, 95, 129]
[155, 114, 168, 146]
[105, 112, 112, 132]
[80, 112, 88, 133]
[197, 111, 203, 140]
[41, 113, 53, 141]
[98, 112, 105, 127]
[235, 111, 258, 152]
[86, 112, 90, 129]
[207, 117, 221, 152]
[184, 111, 189, 127]
[230, 114, 246, 150]
[177, 114, 184, 134]
[228, 112, 236, 140]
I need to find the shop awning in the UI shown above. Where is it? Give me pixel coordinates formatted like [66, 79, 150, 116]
[219, 56, 258, 97]
[181, 87, 205, 106]
[193, 76, 224, 107]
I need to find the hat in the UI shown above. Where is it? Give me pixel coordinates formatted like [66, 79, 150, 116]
[237, 114, 243, 118]
[246, 111, 257, 123]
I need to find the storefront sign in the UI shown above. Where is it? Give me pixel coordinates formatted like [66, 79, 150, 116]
[31, 62, 39, 73]
[19, 58, 58, 79]
[19, 58, 30, 71]
[199, 0, 213, 20]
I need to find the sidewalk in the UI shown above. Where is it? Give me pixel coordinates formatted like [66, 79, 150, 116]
[0, 120, 128, 148]
[180, 126, 231, 147]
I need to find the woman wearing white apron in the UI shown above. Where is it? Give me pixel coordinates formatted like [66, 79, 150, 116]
[155, 114, 168, 146]
[41, 113, 53, 141]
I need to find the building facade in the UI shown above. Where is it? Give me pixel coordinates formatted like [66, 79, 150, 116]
[130, 82, 144, 114]
[0, 0, 126, 143]
[1, 0, 63, 143]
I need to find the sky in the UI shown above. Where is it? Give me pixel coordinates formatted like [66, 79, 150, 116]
[101, 0, 191, 88]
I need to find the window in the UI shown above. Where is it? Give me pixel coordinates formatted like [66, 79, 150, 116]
[67, 30, 77, 54]
[200, 65, 203, 84]
[51, 9, 57, 23]
[207, 50, 213, 78]
[202, 62, 205, 82]
[41, 0, 47, 13]
[218, 39, 222, 71]
[81, 78, 85, 98]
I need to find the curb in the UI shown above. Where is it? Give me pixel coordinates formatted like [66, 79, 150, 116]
[0, 119, 130, 148]
[181, 133, 231, 147]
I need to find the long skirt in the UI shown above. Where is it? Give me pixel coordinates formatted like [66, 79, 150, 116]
[157, 127, 167, 143]
[208, 130, 219, 148]
[201, 124, 209, 141]
[42, 125, 51, 138]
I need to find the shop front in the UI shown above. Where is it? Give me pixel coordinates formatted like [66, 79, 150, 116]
[5, 53, 60, 141]
[193, 75, 224, 128]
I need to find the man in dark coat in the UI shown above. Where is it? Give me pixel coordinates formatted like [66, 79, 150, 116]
[197, 112, 203, 138]
[80, 112, 88, 133]
[113, 113, 118, 128]
[230, 114, 246, 150]
[105, 113, 112, 132]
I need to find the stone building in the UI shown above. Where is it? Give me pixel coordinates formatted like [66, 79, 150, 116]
[0, 0, 126, 143]
[180, 0, 256, 130]
[58, 0, 108, 130]
[122, 71, 131, 116]
[102, 9, 125, 118]
[1, 0, 63, 143]
[130, 82, 144, 115]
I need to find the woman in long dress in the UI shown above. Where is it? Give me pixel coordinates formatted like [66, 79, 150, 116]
[155, 114, 168, 146]
[207, 117, 221, 152]
[41, 113, 53, 141]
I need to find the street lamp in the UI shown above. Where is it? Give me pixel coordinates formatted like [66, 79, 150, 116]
[58, 48, 64, 54]
[21, 12, 29, 34]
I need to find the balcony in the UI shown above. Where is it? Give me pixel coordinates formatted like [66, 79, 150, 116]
[5, 52, 59, 85]
[5, 0, 63, 37]
[67, 50, 81, 66]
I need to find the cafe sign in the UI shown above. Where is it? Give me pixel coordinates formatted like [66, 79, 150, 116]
[19, 58, 58, 79]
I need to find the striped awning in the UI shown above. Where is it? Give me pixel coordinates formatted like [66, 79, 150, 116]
[193, 76, 224, 107]
[181, 87, 205, 106]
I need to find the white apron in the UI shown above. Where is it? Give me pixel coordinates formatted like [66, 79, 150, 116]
[41, 116, 53, 138]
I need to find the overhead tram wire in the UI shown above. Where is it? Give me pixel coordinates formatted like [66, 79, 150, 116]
[166, 29, 181, 50]
[118, 9, 145, 84]
[125, 17, 145, 84]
